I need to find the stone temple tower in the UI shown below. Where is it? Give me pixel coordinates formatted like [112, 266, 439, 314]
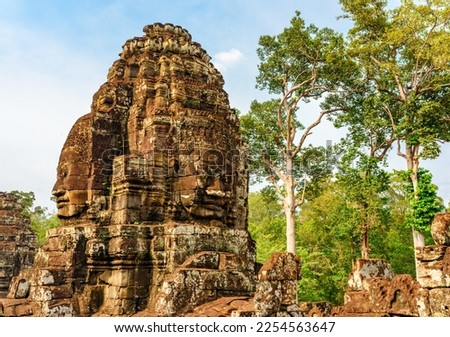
[0, 23, 256, 317]
[0, 192, 37, 298]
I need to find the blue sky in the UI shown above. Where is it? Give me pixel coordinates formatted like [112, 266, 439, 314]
[0, 0, 448, 211]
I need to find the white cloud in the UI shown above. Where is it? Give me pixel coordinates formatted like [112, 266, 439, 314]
[213, 48, 245, 72]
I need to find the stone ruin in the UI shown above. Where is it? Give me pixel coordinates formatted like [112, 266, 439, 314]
[185, 252, 303, 317]
[0, 23, 257, 317]
[0, 192, 37, 298]
[328, 213, 450, 317]
[2, 22, 450, 318]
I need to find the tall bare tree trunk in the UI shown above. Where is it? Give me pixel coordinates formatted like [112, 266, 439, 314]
[285, 198, 296, 254]
[285, 155, 296, 254]
[361, 222, 370, 260]
[406, 143, 424, 279]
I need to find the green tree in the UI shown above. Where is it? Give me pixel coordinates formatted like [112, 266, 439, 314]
[339, 0, 450, 261]
[11, 191, 60, 245]
[336, 153, 390, 259]
[331, 81, 394, 260]
[241, 11, 356, 254]
[297, 179, 360, 304]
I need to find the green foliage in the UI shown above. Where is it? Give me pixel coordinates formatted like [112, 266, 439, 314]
[11, 191, 60, 245]
[245, 0, 448, 305]
[339, 0, 450, 161]
[296, 181, 359, 304]
[248, 172, 419, 305]
[240, 99, 288, 184]
[248, 191, 285, 263]
[396, 169, 444, 233]
[243, 10, 356, 254]
[336, 153, 391, 257]
[256, 11, 357, 95]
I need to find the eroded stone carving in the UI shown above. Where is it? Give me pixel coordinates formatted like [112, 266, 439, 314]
[186, 252, 304, 317]
[52, 22, 245, 228]
[0, 23, 254, 317]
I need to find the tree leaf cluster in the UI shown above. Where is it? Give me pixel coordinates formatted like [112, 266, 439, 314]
[396, 168, 445, 233]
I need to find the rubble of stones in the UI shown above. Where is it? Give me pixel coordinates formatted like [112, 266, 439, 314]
[327, 213, 450, 317]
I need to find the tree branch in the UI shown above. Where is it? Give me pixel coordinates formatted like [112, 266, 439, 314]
[397, 140, 407, 159]
[263, 153, 287, 184]
[267, 175, 284, 202]
[295, 174, 307, 207]
[293, 108, 342, 157]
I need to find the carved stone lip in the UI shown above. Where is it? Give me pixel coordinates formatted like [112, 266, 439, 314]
[200, 204, 223, 211]
[55, 202, 68, 209]
[55, 196, 69, 208]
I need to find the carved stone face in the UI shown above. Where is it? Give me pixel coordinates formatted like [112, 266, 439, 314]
[52, 116, 91, 218]
[52, 23, 247, 227]
[176, 148, 232, 221]
[180, 176, 231, 220]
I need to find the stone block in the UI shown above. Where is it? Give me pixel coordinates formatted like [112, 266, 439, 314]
[417, 288, 431, 317]
[37, 269, 66, 286]
[417, 259, 450, 288]
[174, 176, 199, 190]
[429, 288, 450, 316]
[280, 280, 298, 305]
[386, 275, 421, 317]
[343, 291, 373, 314]
[151, 251, 166, 266]
[107, 270, 133, 287]
[219, 253, 242, 270]
[348, 259, 393, 291]
[442, 247, 450, 276]
[0, 299, 37, 317]
[119, 285, 149, 299]
[85, 240, 108, 258]
[0, 193, 37, 296]
[13, 301, 36, 316]
[258, 252, 301, 282]
[111, 194, 128, 211]
[111, 209, 141, 224]
[44, 299, 73, 317]
[49, 285, 74, 299]
[11, 278, 30, 299]
[41, 251, 75, 270]
[254, 280, 281, 315]
[106, 285, 120, 299]
[182, 251, 219, 269]
[36, 269, 54, 286]
[416, 245, 448, 262]
[203, 270, 252, 292]
[431, 213, 450, 245]
[108, 237, 136, 256]
[151, 235, 165, 251]
[77, 285, 105, 316]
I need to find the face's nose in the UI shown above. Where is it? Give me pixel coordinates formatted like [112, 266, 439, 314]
[52, 177, 67, 200]
[52, 189, 66, 197]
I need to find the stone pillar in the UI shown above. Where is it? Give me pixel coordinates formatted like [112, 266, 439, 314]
[416, 213, 450, 316]
[253, 252, 302, 316]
